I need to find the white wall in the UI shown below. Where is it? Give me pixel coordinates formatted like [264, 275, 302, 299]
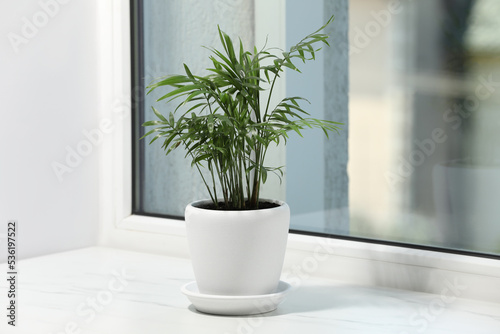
[0, 0, 100, 261]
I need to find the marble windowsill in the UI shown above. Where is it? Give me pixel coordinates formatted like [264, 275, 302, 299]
[0, 247, 499, 334]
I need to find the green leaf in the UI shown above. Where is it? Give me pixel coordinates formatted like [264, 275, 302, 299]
[142, 120, 164, 127]
[261, 167, 267, 183]
[147, 75, 192, 93]
[152, 107, 167, 122]
[168, 112, 175, 126]
[192, 153, 212, 166]
[184, 64, 194, 79]
[207, 114, 214, 133]
[161, 132, 178, 153]
[162, 82, 207, 101]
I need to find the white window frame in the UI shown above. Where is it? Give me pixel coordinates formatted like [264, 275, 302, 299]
[98, 0, 500, 303]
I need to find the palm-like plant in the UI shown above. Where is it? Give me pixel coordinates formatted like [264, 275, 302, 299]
[142, 16, 341, 210]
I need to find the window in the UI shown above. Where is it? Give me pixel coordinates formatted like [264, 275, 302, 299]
[131, 0, 500, 258]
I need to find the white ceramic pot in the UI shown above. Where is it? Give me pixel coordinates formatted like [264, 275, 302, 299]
[185, 199, 290, 296]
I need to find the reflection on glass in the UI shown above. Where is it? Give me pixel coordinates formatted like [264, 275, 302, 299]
[346, 0, 500, 254]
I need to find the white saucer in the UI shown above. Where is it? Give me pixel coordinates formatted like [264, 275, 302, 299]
[181, 280, 292, 316]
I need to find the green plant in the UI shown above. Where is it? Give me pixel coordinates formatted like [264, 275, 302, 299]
[142, 16, 342, 210]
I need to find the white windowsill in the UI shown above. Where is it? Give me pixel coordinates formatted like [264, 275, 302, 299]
[118, 214, 186, 236]
[2, 246, 498, 333]
[97, 0, 500, 311]
[105, 214, 500, 304]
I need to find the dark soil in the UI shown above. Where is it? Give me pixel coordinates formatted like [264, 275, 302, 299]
[195, 200, 280, 211]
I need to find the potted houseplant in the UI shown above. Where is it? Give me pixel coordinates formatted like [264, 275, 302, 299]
[142, 16, 341, 313]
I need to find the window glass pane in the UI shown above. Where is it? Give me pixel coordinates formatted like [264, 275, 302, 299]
[344, 0, 500, 254]
[132, 0, 500, 256]
[288, 0, 500, 255]
[285, 0, 349, 234]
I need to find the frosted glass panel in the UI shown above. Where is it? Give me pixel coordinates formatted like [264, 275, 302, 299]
[138, 0, 254, 216]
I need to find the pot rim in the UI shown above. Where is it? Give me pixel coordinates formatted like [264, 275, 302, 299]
[187, 198, 287, 212]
